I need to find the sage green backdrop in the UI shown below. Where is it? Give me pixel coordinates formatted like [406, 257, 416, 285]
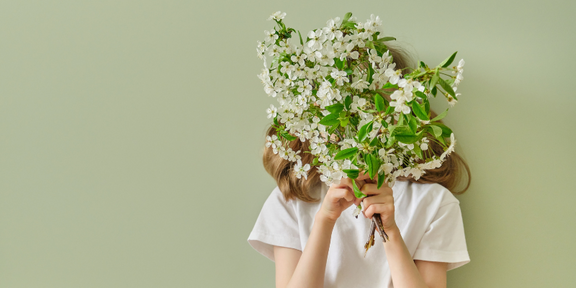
[1, 0, 574, 287]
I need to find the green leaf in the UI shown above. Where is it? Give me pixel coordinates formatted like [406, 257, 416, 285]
[392, 125, 414, 136]
[335, 147, 359, 160]
[341, 22, 357, 29]
[431, 109, 449, 122]
[343, 12, 353, 22]
[439, 51, 458, 68]
[382, 82, 398, 89]
[340, 117, 349, 127]
[393, 126, 421, 144]
[415, 91, 427, 99]
[350, 116, 359, 127]
[424, 98, 430, 115]
[365, 41, 376, 50]
[369, 135, 379, 146]
[381, 119, 388, 128]
[431, 86, 438, 97]
[319, 113, 339, 126]
[397, 113, 405, 126]
[312, 157, 319, 165]
[326, 103, 344, 114]
[385, 106, 394, 115]
[395, 134, 420, 144]
[367, 65, 374, 84]
[352, 177, 367, 198]
[430, 125, 443, 138]
[411, 69, 426, 78]
[430, 71, 439, 89]
[357, 121, 373, 143]
[413, 144, 423, 159]
[411, 101, 429, 121]
[369, 154, 381, 180]
[375, 93, 385, 112]
[345, 69, 353, 75]
[297, 30, 303, 45]
[385, 135, 396, 148]
[364, 153, 372, 176]
[435, 123, 453, 137]
[280, 131, 297, 141]
[377, 171, 385, 189]
[437, 78, 456, 97]
[328, 122, 339, 134]
[334, 58, 344, 70]
[344, 96, 352, 110]
[437, 135, 446, 146]
[343, 169, 359, 179]
[408, 114, 418, 133]
[378, 36, 396, 42]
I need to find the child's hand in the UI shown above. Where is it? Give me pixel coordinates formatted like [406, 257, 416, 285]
[357, 172, 398, 232]
[318, 178, 365, 222]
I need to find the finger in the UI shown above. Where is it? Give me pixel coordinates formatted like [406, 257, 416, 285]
[362, 194, 394, 208]
[356, 171, 372, 181]
[340, 177, 366, 195]
[361, 183, 393, 196]
[364, 203, 394, 219]
[330, 188, 355, 203]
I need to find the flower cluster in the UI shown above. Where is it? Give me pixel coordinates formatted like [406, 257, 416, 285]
[258, 11, 465, 191]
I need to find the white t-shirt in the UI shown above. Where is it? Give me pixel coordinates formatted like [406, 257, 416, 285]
[247, 180, 470, 288]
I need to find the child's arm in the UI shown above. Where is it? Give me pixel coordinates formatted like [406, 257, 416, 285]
[361, 178, 447, 288]
[274, 214, 335, 288]
[383, 227, 447, 288]
[273, 180, 362, 288]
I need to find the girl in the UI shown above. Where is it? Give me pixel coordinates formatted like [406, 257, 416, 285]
[248, 46, 471, 288]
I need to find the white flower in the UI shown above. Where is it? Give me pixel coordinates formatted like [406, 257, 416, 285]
[350, 95, 367, 112]
[266, 104, 277, 118]
[418, 158, 442, 170]
[390, 90, 412, 114]
[256, 41, 267, 58]
[365, 14, 382, 33]
[290, 47, 307, 66]
[384, 67, 402, 84]
[293, 159, 310, 179]
[409, 167, 424, 180]
[307, 29, 327, 51]
[264, 28, 278, 44]
[339, 49, 360, 61]
[440, 133, 456, 160]
[352, 203, 362, 217]
[457, 59, 465, 71]
[330, 68, 349, 86]
[398, 78, 423, 93]
[267, 11, 286, 21]
[420, 137, 429, 151]
[367, 49, 382, 68]
[322, 18, 343, 41]
[351, 79, 369, 91]
[453, 59, 465, 87]
[447, 95, 457, 107]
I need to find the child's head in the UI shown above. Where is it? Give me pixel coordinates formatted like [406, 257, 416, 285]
[262, 45, 471, 202]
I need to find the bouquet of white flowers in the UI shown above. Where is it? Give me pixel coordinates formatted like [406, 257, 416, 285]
[257, 11, 465, 252]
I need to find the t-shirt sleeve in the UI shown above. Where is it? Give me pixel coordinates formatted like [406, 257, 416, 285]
[413, 201, 471, 271]
[247, 187, 302, 262]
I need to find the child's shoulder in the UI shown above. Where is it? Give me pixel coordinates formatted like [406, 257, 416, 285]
[396, 181, 460, 207]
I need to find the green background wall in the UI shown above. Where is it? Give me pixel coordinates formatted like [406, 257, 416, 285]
[1, 0, 574, 287]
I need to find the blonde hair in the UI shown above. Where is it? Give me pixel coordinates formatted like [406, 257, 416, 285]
[262, 45, 471, 202]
